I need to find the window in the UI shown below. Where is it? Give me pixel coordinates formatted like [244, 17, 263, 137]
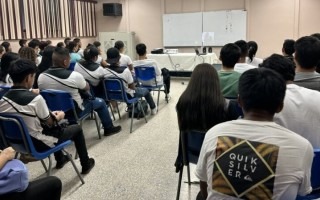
[0, 0, 96, 40]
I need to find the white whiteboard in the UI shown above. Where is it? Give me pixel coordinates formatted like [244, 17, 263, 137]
[163, 12, 202, 47]
[203, 10, 247, 46]
[162, 10, 247, 47]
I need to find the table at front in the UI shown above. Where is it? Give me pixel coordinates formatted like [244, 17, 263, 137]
[147, 53, 219, 71]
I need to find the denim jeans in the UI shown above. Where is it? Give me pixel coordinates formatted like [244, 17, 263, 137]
[134, 87, 156, 109]
[80, 97, 113, 129]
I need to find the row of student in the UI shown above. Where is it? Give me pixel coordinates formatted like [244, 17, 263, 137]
[176, 35, 320, 199]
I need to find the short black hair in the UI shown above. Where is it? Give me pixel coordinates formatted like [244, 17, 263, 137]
[93, 41, 101, 48]
[114, 41, 124, 50]
[57, 42, 64, 48]
[28, 39, 40, 49]
[84, 46, 99, 61]
[9, 59, 37, 83]
[239, 68, 286, 114]
[220, 43, 241, 68]
[52, 47, 70, 67]
[1, 41, 10, 52]
[294, 36, 320, 69]
[234, 40, 248, 58]
[260, 54, 295, 81]
[68, 41, 77, 53]
[136, 43, 147, 56]
[19, 39, 27, 47]
[311, 33, 320, 40]
[73, 38, 81, 43]
[283, 39, 295, 56]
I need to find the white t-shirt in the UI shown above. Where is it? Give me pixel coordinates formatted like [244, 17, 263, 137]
[104, 68, 135, 97]
[246, 57, 263, 67]
[119, 53, 133, 67]
[195, 119, 313, 200]
[234, 63, 257, 74]
[74, 62, 111, 86]
[0, 89, 58, 147]
[132, 59, 163, 85]
[274, 84, 320, 148]
[38, 68, 87, 109]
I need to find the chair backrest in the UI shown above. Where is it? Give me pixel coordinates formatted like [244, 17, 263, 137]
[311, 149, 320, 190]
[0, 113, 36, 155]
[40, 89, 75, 112]
[180, 130, 206, 165]
[134, 66, 157, 83]
[40, 89, 79, 122]
[102, 78, 129, 103]
[69, 62, 76, 71]
[0, 85, 11, 98]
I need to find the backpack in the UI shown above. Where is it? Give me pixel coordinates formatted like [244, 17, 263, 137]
[127, 100, 148, 119]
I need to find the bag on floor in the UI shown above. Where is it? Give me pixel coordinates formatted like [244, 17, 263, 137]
[128, 100, 148, 119]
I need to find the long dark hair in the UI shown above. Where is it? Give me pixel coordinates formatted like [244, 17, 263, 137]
[248, 41, 258, 62]
[176, 63, 227, 131]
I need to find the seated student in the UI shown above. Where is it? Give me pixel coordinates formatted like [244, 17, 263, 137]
[294, 36, 320, 92]
[92, 41, 108, 67]
[75, 46, 110, 87]
[68, 41, 82, 63]
[73, 38, 84, 58]
[114, 40, 133, 70]
[218, 43, 242, 98]
[310, 33, 320, 73]
[195, 68, 313, 200]
[1, 42, 11, 53]
[28, 39, 42, 65]
[282, 39, 295, 62]
[261, 54, 320, 148]
[246, 41, 263, 67]
[18, 39, 28, 54]
[38, 47, 121, 136]
[234, 40, 256, 73]
[0, 52, 19, 84]
[0, 147, 62, 200]
[105, 48, 158, 114]
[0, 45, 6, 64]
[132, 43, 171, 95]
[0, 59, 95, 174]
[19, 47, 37, 64]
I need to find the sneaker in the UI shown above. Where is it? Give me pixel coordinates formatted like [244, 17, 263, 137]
[151, 105, 157, 115]
[81, 158, 95, 174]
[104, 125, 121, 136]
[56, 155, 70, 169]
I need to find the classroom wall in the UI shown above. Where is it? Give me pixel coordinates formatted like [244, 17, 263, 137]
[96, 0, 320, 60]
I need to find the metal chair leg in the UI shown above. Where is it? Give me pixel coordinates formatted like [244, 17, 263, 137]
[109, 102, 116, 121]
[157, 88, 161, 112]
[63, 150, 85, 184]
[187, 163, 191, 185]
[130, 104, 134, 133]
[47, 155, 52, 176]
[93, 112, 101, 139]
[139, 101, 148, 123]
[116, 103, 121, 119]
[41, 159, 48, 172]
[176, 167, 183, 200]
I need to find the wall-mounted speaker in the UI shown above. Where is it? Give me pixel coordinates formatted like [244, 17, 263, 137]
[103, 3, 122, 16]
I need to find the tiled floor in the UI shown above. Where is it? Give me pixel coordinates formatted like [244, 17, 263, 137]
[27, 78, 200, 200]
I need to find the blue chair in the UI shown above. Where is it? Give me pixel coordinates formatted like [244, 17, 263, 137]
[103, 78, 147, 133]
[175, 130, 206, 200]
[296, 149, 320, 199]
[87, 80, 116, 121]
[40, 89, 101, 139]
[0, 85, 11, 98]
[134, 66, 167, 111]
[0, 113, 84, 184]
[68, 62, 76, 71]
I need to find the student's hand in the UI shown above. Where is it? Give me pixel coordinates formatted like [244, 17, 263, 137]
[52, 111, 65, 121]
[2, 147, 15, 161]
